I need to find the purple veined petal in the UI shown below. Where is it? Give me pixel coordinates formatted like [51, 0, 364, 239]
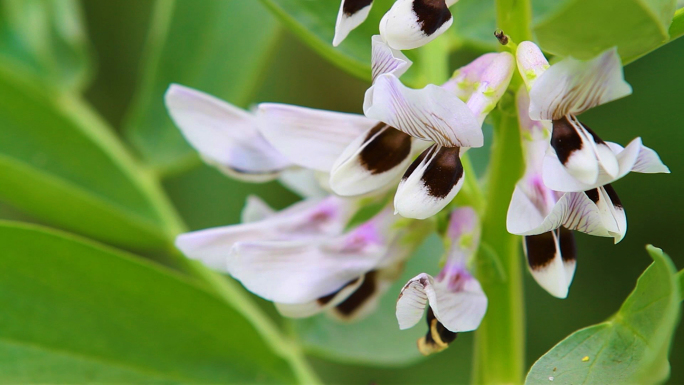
[240, 195, 276, 224]
[465, 52, 515, 125]
[516, 86, 550, 142]
[226, 208, 397, 304]
[333, 0, 374, 47]
[371, 35, 413, 82]
[529, 47, 632, 121]
[546, 115, 618, 186]
[380, 0, 453, 50]
[164, 84, 291, 182]
[364, 74, 482, 148]
[330, 123, 414, 196]
[543, 137, 669, 192]
[515, 41, 550, 91]
[396, 271, 486, 344]
[175, 196, 357, 271]
[255, 103, 375, 172]
[394, 145, 465, 219]
[443, 53, 499, 101]
[523, 228, 576, 298]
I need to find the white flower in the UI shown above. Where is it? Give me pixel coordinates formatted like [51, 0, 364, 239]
[396, 207, 487, 355]
[334, 0, 459, 49]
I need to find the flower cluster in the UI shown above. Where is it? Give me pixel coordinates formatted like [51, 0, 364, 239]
[165, 0, 668, 355]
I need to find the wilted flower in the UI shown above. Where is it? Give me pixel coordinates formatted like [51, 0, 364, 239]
[334, 0, 458, 49]
[396, 207, 486, 355]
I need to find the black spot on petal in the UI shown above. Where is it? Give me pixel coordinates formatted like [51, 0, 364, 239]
[421, 146, 463, 199]
[402, 145, 434, 181]
[524, 232, 557, 271]
[360, 123, 412, 175]
[413, 0, 452, 35]
[603, 183, 623, 209]
[584, 188, 600, 203]
[551, 116, 583, 165]
[418, 308, 457, 355]
[559, 228, 576, 263]
[316, 277, 361, 306]
[343, 0, 373, 16]
[335, 271, 377, 316]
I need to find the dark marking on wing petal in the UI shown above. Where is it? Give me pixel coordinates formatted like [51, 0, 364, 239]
[551, 116, 583, 165]
[317, 276, 361, 306]
[524, 232, 557, 270]
[559, 227, 576, 263]
[602, 183, 623, 209]
[584, 188, 600, 203]
[413, 0, 452, 35]
[421, 146, 463, 199]
[578, 120, 606, 144]
[335, 271, 377, 316]
[342, 0, 373, 16]
[402, 145, 435, 181]
[360, 123, 412, 175]
[418, 307, 457, 355]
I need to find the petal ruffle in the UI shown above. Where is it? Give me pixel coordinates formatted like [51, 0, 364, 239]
[394, 146, 465, 219]
[371, 35, 413, 82]
[379, 0, 453, 50]
[529, 47, 632, 120]
[165, 84, 290, 181]
[396, 272, 487, 333]
[330, 123, 413, 196]
[333, 0, 374, 46]
[364, 74, 482, 147]
[524, 228, 576, 298]
[256, 103, 375, 172]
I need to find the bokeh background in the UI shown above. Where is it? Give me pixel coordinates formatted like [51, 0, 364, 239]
[1, 0, 682, 383]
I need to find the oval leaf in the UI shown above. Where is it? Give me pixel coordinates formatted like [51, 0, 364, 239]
[0, 221, 296, 383]
[0, 0, 92, 91]
[0, 68, 180, 250]
[532, 0, 676, 62]
[123, 0, 281, 172]
[525, 245, 681, 384]
[291, 232, 444, 365]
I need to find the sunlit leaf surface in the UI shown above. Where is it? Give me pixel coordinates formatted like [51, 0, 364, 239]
[526, 245, 681, 384]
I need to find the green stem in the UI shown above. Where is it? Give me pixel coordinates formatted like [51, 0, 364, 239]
[495, 0, 533, 43]
[472, 109, 525, 384]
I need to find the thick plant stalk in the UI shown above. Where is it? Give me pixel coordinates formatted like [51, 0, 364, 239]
[472, 109, 525, 384]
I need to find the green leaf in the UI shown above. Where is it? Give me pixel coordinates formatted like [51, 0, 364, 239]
[0, 0, 92, 91]
[291, 232, 444, 366]
[0, 67, 183, 250]
[532, 0, 676, 63]
[525, 245, 681, 384]
[0, 221, 296, 383]
[123, 0, 281, 173]
[451, 0, 498, 52]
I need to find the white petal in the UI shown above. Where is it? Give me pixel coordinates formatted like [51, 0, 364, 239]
[165, 84, 290, 180]
[529, 48, 632, 120]
[371, 35, 412, 82]
[394, 146, 465, 219]
[176, 196, 356, 271]
[380, 0, 453, 50]
[588, 185, 627, 243]
[274, 275, 364, 318]
[364, 74, 482, 147]
[256, 103, 375, 172]
[330, 124, 413, 196]
[515, 41, 549, 91]
[396, 272, 487, 332]
[279, 168, 330, 198]
[524, 229, 576, 298]
[240, 195, 275, 223]
[333, 0, 374, 47]
[228, 217, 392, 304]
[543, 137, 667, 192]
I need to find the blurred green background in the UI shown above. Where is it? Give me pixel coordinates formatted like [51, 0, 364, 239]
[0, 0, 681, 383]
